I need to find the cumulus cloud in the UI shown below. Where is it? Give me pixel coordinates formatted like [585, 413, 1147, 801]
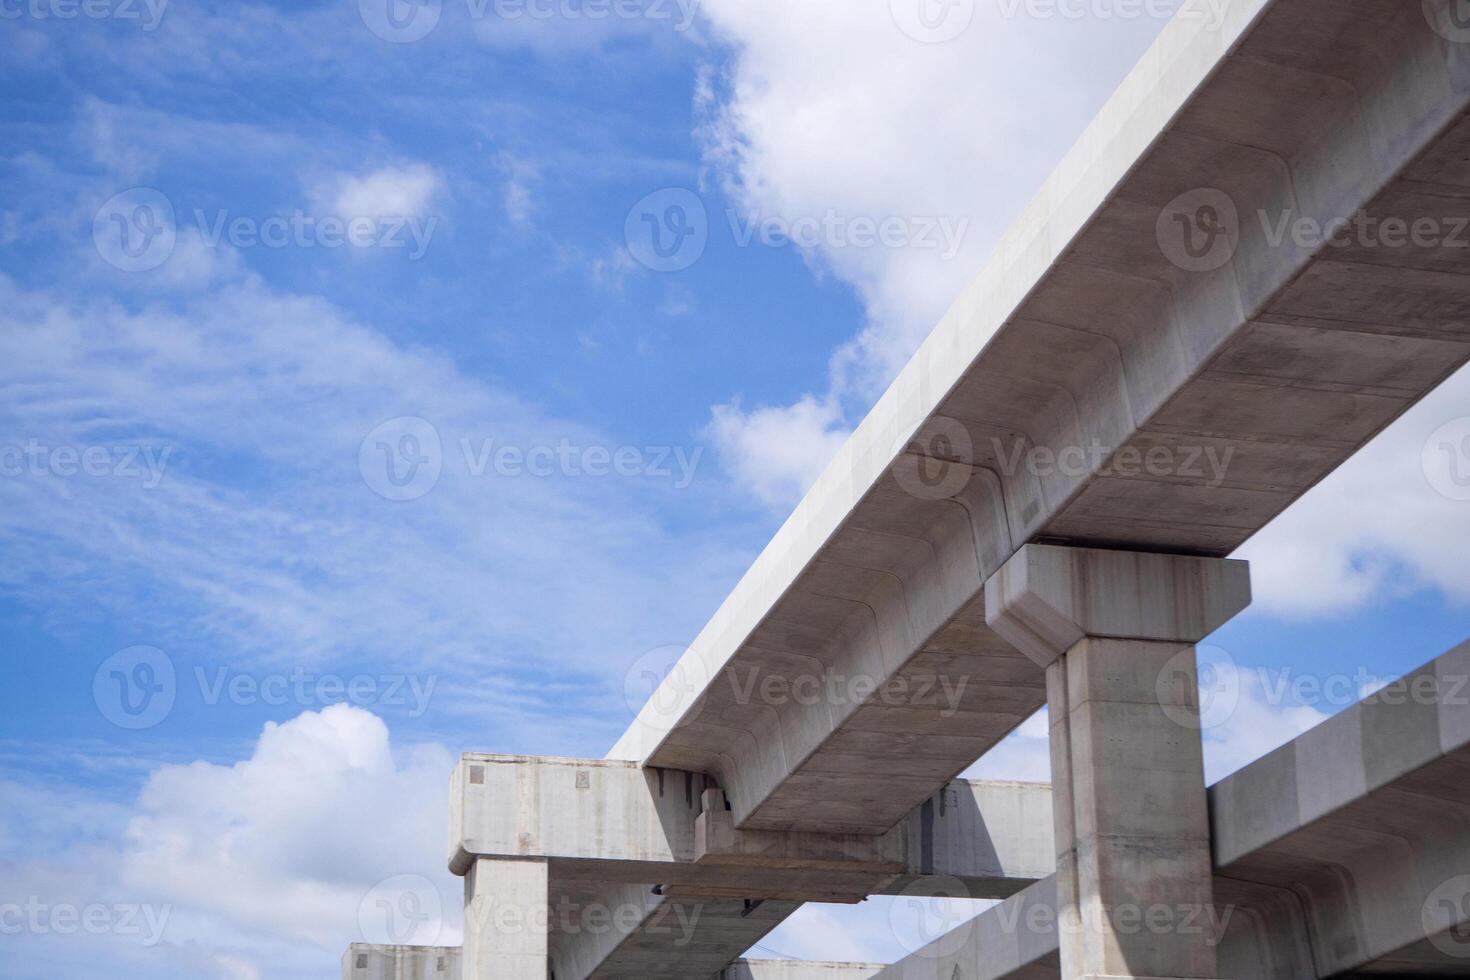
[691, 1, 1470, 624]
[1236, 363, 1470, 618]
[122, 705, 456, 947]
[705, 396, 850, 507]
[0, 707, 455, 980]
[328, 164, 441, 221]
[693, 0, 1178, 504]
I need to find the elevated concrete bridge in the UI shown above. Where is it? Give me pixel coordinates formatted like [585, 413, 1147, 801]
[338, 0, 1470, 976]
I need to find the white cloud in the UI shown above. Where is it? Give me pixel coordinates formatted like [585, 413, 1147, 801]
[694, 0, 1178, 504]
[692, 1, 1470, 624]
[122, 705, 457, 948]
[1237, 363, 1470, 618]
[1198, 662, 1327, 783]
[0, 272, 744, 752]
[499, 154, 538, 228]
[0, 708, 455, 980]
[329, 164, 441, 221]
[705, 395, 850, 507]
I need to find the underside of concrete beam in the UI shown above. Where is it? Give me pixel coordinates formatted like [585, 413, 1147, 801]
[873, 639, 1470, 979]
[612, 0, 1470, 848]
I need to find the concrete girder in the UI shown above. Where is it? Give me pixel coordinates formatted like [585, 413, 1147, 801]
[450, 755, 1053, 900]
[612, 0, 1470, 851]
[449, 755, 1052, 980]
[341, 945, 885, 980]
[874, 640, 1470, 979]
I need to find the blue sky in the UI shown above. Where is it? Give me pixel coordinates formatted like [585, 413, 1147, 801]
[2, 1, 1469, 977]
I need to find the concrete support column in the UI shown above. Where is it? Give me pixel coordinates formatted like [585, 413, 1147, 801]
[986, 545, 1250, 980]
[463, 857, 549, 980]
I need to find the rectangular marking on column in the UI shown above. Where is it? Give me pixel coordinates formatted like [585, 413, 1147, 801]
[921, 797, 935, 875]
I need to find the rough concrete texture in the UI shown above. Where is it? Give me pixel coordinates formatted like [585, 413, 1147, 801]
[611, 0, 1470, 853]
[985, 545, 1251, 669]
[717, 962, 885, 980]
[449, 754, 1051, 979]
[342, 945, 460, 980]
[872, 640, 1470, 978]
[988, 546, 1246, 979]
[450, 755, 1052, 899]
[1048, 639, 1220, 980]
[463, 858, 549, 980]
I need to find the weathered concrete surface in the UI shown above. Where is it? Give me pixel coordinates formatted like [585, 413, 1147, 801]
[985, 545, 1251, 669]
[343, 947, 882, 980]
[989, 546, 1249, 979]
[449, 754, 1051, 979]
[450, 754, 1052, 899]
[343, 944, 460, 980]
[463, 858, 548, 980]
[873, 640, 1470, 979]
[611, 0, 1470, 851]
[718, 962, 885, 980]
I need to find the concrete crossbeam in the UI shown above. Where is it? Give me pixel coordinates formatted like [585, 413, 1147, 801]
[874, 639, 1470, 979]
[717, 962, 885, 980]
[342, 946, 884, 980]
[450, 755, 1050, 979]
[612, 0, 1470, 851]
[450, 755, 1053, 900]
[342, 944, 460, 980]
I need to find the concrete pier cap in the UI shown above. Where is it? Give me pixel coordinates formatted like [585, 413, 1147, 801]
[984, 544, 1252, 669]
